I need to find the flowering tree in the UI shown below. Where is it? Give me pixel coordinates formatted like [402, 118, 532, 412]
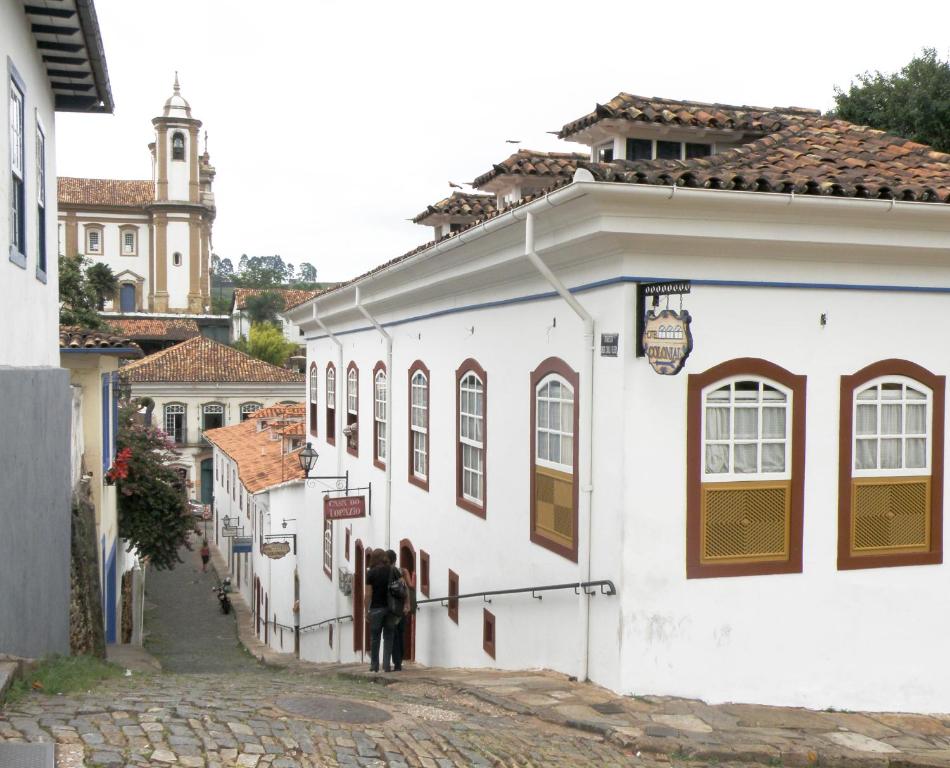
[113, 400, 193, 570]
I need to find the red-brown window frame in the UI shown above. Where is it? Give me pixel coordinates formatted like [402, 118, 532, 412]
[408, 360, 430, 492]
[483, 608, 495, 659]
[838, 359, 945, 571]
[346, 361, 359, 457]
[447, 569, 459, 623]
[456, 358, 487, 518]
[309, 362, 318, 436]
[323, 517, 333, 579]
[419, 549, 430, 597]
[326, 362, 336, 446]
[686, 357, 807, 579]
[529, 357, 580, 562]
[373, 360, 386, 471]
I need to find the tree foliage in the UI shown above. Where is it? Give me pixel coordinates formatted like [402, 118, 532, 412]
[233, 322, 298, 366]
[60, 253, 105, 329]
[833, 48, 950, 152]
[244, 291, 285, 325]
[114, 400, 192, 570]
[85, 262, 118, 310]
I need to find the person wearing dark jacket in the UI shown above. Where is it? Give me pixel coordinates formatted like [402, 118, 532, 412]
[386, 549, 413, 671]
[364, 548, 398, 672]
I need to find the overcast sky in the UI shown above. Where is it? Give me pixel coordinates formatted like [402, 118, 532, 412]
[56, 1, 950, 282]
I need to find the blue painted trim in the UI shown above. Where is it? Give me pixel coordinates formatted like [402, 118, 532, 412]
[104, 540, 117, 644]
[305, 273, 950, 341]
[61, 348, 141, 356]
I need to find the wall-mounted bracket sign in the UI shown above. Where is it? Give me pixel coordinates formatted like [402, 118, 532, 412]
[600, 333, 619, 357]
[232, 536, 253, 554]
[222, 525, 243, 538]
[324, 495, 367, 521]
[642, 309, 693, 375]
[222, 515, 238, 527]
[636, 280, 693, 373]
[261, 540, 292, 560]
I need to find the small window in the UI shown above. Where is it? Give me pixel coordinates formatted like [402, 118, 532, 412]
[685, 142, 712, 159]
[202, 403, 224, 431]
[344, 526, 350, 561]
[164, 403, 186, 445]
[447, 569, 459, 624]
[346, 363, 358, 456]
[595, 142, 613, 162]
[626, 137, 652, 161]
[173, 252, 182, 267]
[240, 402, 261, 421]
[323, 518, 333, 578]
[35, 121, 46, 278]
[657, 140, 681, 160]
[373, 363, 387, 469]
[86, 226, 102, 255]
[483, 609, 496, 659]
[309, 363, 318, 436]
[121, 228, 137, 255]
[171, 131, 185, 161]
[409, 362, 430, 490]
[419, 550, 430, 597]
[457, 360, 486, 516]
[326, 363, 336, 445]
[9, 71, 25, 267]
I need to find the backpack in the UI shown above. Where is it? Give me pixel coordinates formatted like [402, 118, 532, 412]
[387, 567, 407, 616]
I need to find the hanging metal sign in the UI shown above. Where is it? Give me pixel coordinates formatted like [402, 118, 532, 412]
[222, 525, 242, 538]
[232, 536, 253, 554]
[261, 541, 292, 560]
[642, 309, 693, 375]
[324, 495, 367, 520]
[222, 515, 238, 527]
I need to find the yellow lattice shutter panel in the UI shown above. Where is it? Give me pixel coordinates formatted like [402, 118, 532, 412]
[535, 465, 573, 548]
[701, 481, 790, 564]
[851, 477, 930, 555]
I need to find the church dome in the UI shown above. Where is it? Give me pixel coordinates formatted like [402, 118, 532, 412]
[162, 73, 192, 118]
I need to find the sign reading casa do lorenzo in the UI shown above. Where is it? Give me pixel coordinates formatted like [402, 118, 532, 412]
[642, 309, 693, 375]
[324, 495, 367, 520]
[261, 541, 291, 560]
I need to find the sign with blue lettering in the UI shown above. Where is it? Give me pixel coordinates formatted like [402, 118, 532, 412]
[232, 536, 253, 554]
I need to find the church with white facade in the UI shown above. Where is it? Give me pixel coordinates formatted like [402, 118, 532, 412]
[58, 77, 216, 314]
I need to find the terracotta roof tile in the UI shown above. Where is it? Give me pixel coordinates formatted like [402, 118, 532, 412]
[59, 327, 143, 358]
[58, 177, 154, 207]
[105, 317, 200, 341]
[412, 191, 498, 224]
[203, 403, 307, 493]
[559, 93, 819, 139]
[472, 149, 587, 189]
[121, 336, 305, 384]
[232, 288, 321, 311]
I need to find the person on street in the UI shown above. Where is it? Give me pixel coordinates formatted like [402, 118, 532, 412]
[200, 539, 210, 572]
[364, 548, 397, 672]
[387, 549, 413, 671]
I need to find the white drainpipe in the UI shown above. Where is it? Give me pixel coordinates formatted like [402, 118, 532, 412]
[520, 209, 596, 683]
[354, 285, 393, 550]
[313, 303, 344, 663]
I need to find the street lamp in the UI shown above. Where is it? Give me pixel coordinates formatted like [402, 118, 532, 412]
[298, 442, 318, 478]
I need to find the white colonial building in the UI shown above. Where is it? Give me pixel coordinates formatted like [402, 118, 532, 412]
[285, 92, 950, 713]
[57, 77, 216, 314]
[121, 336, 305, 504]
[1, 0, 112, 658]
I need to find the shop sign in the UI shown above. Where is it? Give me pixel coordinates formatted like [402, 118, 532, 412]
[324, 495, 366, 520]
[600, 333, 619, 357]
[642, 309, 693, 375]
[222, 525, 241, 538]
[261, 541, 291, 560]
[232, 536, 253, 554]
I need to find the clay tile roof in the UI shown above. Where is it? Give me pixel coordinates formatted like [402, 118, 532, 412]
[558, 93, 820, 139]
[204, 404, 307, 494]
[105, 317, 200, 341]
[59, 327, 143, 358]
[582, 118, 950, 203]
[121, 336, 305, 384]
[412, 191, 498, 224]
[232, 288, 321, 311]
[58, 177, 154, 207]
[472, 149, 588, 189]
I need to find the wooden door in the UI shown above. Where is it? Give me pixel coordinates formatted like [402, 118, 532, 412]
[399, 540, 416, 662]
[353, 541, 364, 653]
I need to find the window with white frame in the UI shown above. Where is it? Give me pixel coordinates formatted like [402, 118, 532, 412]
[86, 226, 102, 255]
[9, 72, 25, 265]
[411, 369, 428, 483]
[459, 371, 485, 506]
[164, 403, 186, 444]
[536, 376, 574, 472]
[121, 228, 136, 255]
[309, 364, 318, 435]
[853, 379, 930, 474]
[240, 402, 261, 421]
[326, 364, 336, 443]
[202, 403, 224, 431]
[35, 122, 46, 277]
[374, 367, 387, 465]
[346, 364, 358, 454]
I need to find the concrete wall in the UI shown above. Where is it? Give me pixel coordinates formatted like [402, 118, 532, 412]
[0, 367, 72, 657]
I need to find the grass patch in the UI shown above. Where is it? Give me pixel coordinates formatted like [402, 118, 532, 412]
[6, 654, 123, 703]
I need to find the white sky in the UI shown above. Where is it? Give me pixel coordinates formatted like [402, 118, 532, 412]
[56, 1, 950, 282]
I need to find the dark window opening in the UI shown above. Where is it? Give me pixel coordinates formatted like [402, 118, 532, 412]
[596, 142, 614, 162]
[447, 569, 459, 623]
[483, 609, 496, 658]
[626, 138, 652, 161]
[172, 132, 185, 161]
[685, 142, 712, 159]
[657, 140, 681, 160]
[420, 550, 430, 597]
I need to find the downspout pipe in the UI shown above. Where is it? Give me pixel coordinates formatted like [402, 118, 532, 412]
[314, 303, 344, 665]
[521, 210, 596, 683]
[354, 285, 393, 550]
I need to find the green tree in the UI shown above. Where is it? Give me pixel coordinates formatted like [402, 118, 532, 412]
[59, 253, 103, 328]
[233, 257, 284, 288]
[233, 322, 297, 366]
[833, 48, 950, 152]
[244, 291, 284, 325]
[86, 262, 118, 310]
[298, 262, 317, 283]
[113, 400, 192, 570]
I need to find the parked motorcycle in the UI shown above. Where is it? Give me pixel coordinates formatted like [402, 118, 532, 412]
[213, 577, 232, 615]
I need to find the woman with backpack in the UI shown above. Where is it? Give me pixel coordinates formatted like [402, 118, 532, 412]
[364, 548, 399, 672]
[386, 550, 413, 671]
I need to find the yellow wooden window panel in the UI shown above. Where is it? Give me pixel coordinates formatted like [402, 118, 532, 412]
[700, 481, 790, 564]
[851, 476, 930, 555]
[535, 465, 573, 548]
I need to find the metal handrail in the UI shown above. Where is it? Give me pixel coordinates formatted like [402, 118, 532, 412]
[297, 614, 353, 633]
[416, 579, 616, 607]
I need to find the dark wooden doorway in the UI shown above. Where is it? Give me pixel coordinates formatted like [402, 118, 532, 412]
[399, 539, 416, 662]
[293, 571, 300, 657]
[353, 540, 364, 654]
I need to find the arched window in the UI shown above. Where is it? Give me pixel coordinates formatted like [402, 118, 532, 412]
[530, 359, 579, 560]
[456, 359, 486, 516]
[839, 360, 944, 570]
[346, 363, 359, 456]
[373, 363, 387, 468]
[687, 359, 806, 579]
[202, 402, 224, 431]
[171, 131, 185, 161]
[172, 252, 182, 267]
[240, 402, 261, 421]
[163, 403, 186, 445]
[309, 363, 318, 436]
[326, 363, 336, 445]
[409, 362, 430, 490]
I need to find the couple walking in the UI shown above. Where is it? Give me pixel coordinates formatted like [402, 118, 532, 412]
[364, 548, 413, 673]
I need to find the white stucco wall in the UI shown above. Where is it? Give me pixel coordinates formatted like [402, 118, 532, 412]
[0, 3, 59, 367]
[166, 216, 191, 309]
